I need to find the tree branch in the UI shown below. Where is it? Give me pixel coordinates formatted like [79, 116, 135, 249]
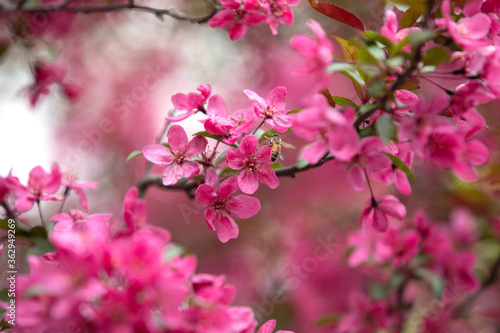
[12, 1, 217, 24]
[136, 155, 335, 198]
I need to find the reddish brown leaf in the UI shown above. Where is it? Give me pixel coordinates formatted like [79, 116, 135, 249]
[308, 0, 365, 31]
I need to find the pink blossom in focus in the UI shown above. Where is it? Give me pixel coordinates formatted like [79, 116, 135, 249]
[244, 86, 294, 133]
[14, 163, 62, 213]
[195, 176, 260, 242]
[142, 125, 207, 185]
[290, 20, 334, 87]
[360, 195, 407, 232]
[261, 0, 299, 35]
[293, 94, 358, 164]
[167, 84, 212, 122]
[208, 0, 267, 41]
[226, 135, 279, 194]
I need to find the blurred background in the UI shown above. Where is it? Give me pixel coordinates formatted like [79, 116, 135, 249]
[2, 0, 500, 331]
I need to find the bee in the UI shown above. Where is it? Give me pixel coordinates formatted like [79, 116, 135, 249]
[267, 133, 296, 162]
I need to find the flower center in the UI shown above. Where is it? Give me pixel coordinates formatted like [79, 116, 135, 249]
[263, 106, 277, 119]
[245, 155, 260, 173]
[174, 150, 187, 164]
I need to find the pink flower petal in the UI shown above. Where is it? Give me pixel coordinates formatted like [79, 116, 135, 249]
[256, 147, 273, 164]
[348, 166, 366, 192]
[266, 86, 287, 110]
[167, 125, 189, 152]
[217, 176, 239, 199]
[214, 215, 239, 243]
[226, 194, 261, 219]
[227, 148, 246, 170]
[181, 161, 201, 178]
[372, 208, 389, 232]
[195, 184, 217, 207]
[186, 136, 208, 158]
[162, 163, 184, 186]
[256, 165, 279, 189]
[239, 135, 259, 157]
[378, 195, 406, 220]
[142, 144, 174, 166]
[206, 95, 228, 118]
[166, 111, 193, 122]
[238, 170, 259, 194]
[204, 208, 217, 230]
[301, 140, 328, 164]
[244, 89, 267, 111]
[257, 320, 276, 333]
[228, 22, 248, 41]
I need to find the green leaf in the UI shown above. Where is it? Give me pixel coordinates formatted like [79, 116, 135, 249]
[328, 63, 366, 88]
[408, 30, 434, 47]
[423, 47, 450, 66]
[400, 5, 422, 29]
[400, 78, 420, 90]
[269, 162, 284, 169]
[316, 313, 342, 327]
[259, 129, 279, 142]
[296, 154, 309, 169]
[359, 124, 375, 138]
[320, 87, 337, 108]
[333, 36, 359, 63]
[366, 45, 386, 61]
[415, 268, 444, 299]
[384, 153, 415, 183]
[163, 244, 185, 262]
[389, 273, 406, 289]
[358, 103, 377, 113]
[368, 78, 388, 98]
[26, 236, 55, 256]
[126, 150, 143, 162]
[375, 114, 396, 143]
[363, 31, 394, 48]
[193, 131, 224, 141]
[390, 0, 425, 15]
[331, 96, 357, 108]
[386, 56, 405, 70]
[287, 109, 301, 114]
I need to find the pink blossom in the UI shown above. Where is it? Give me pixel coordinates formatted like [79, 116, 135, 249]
[371, 142, 413, 195]
[25, 62, 79, 107]
[483, 48, 500, 98]
[337, 137, 392, 192]
[208, 0, 267, 41]
[244, 86, 293, 133]
[381, 9, 421, 51]
[142, 125, 207, 185]
[293, 94, 359, 164]
[123, 187, 147, 230]
[450, 208, 478, 246]
[167, 84, 212, 122]
[195, 176, 260, 242]
[290, 20, 334, 87]
[436, 0, 492, 50]
[14, 163, 62, 213]
[360, 195, 407, 232]
[374, 228, 420, 265]
[226, 135, 279, 194]
[336, 292, 390, 333]
[261, 0, 299, 35]
[62, 171, 98, 212]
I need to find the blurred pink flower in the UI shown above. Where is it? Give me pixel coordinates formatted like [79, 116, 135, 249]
[374, 228, 420, 265]
[436, 0, 492, 50]
[290, 20, 334, 87]
[337, 137, 392, 192]
[371, 142, 414, 195]
[142, 125, 207, 185]
[14, 163, 62, 213]
[293, 94, 359, 164]
[62, 172, 98, 212]
[381, 9, 421, 52]
[195, 176, 260, 242]
[226, 135, 279, 194]
[261, 0, 299, 35]
[122, 187, 147, 231]
[244, 86, 293, 133]
[360, 195, 406, 232]
[208, 0, 266, 41]
[167, 84, 212, 122]
[337, 292, 390, 333]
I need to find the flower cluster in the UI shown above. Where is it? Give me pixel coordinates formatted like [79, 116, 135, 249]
[8, 187, 292, 333]
[208, 0, 299, 40]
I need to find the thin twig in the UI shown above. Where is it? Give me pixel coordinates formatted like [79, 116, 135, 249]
[136, 154, 335, 197]
[13, 2, 217, 24]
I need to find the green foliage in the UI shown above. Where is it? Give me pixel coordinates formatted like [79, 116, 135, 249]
[384, 153, 416, 183]
[423, 47, 450, 66]
[375, 114, 397, 143]
[415, 268, 444, 299]
[126, 150, 143, 162]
